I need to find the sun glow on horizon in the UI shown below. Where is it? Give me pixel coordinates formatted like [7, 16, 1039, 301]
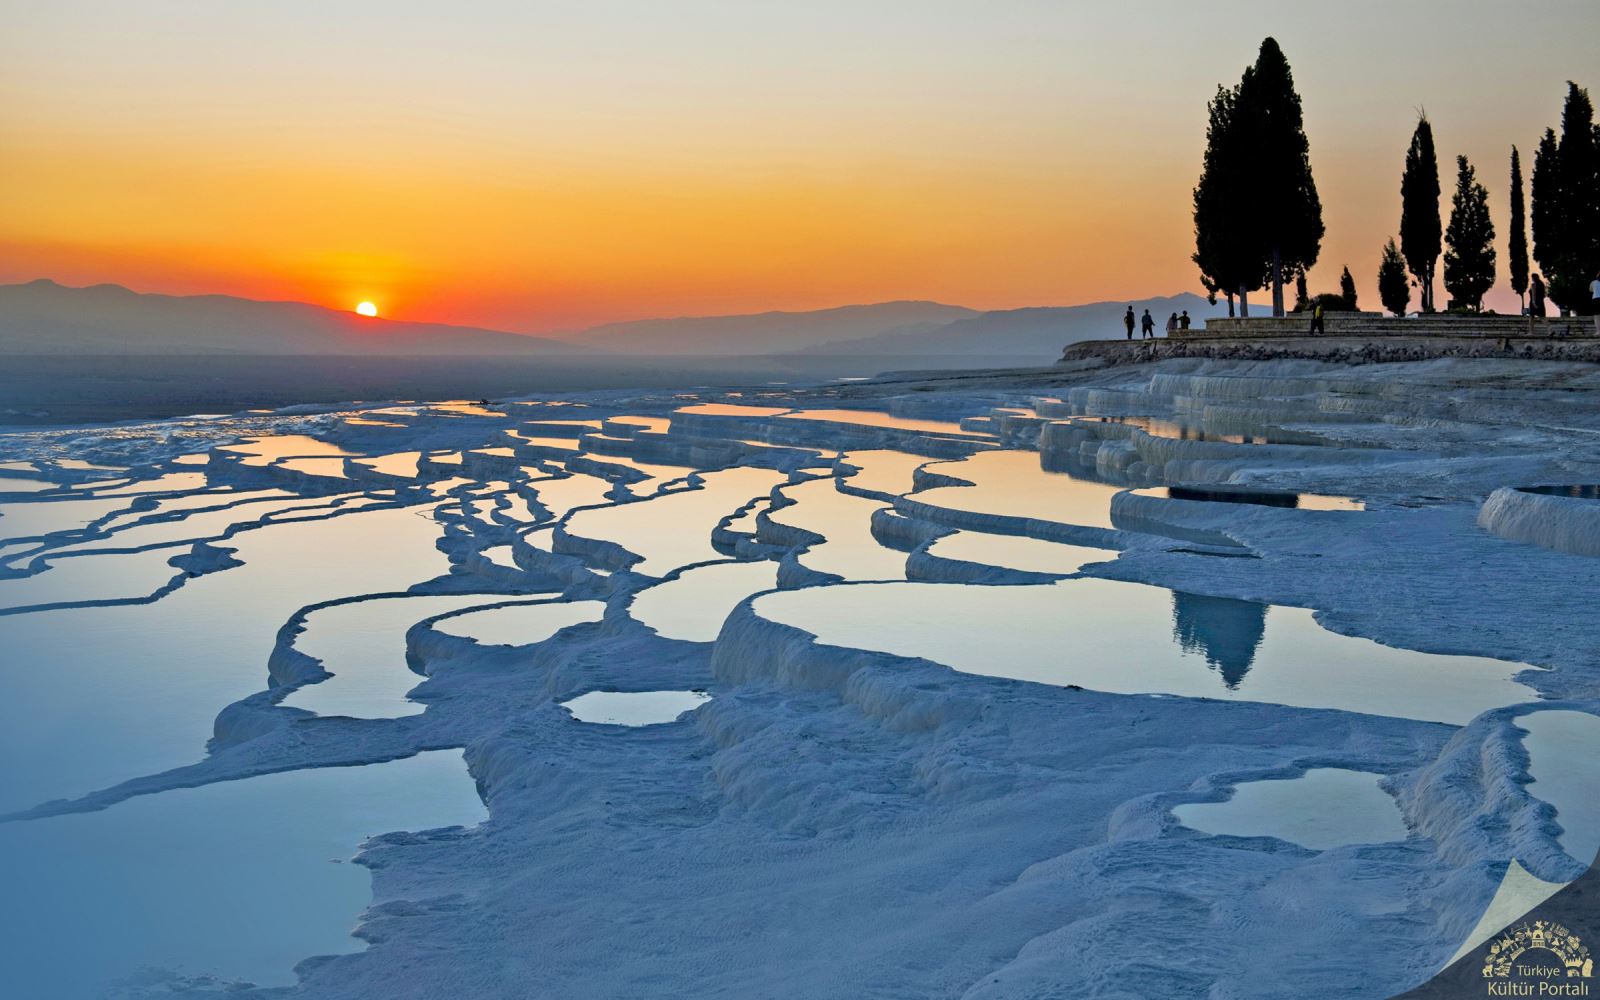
[355, 301, 378, 317]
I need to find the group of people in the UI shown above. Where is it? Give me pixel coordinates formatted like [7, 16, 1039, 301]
[1123, 306, 1190, 340]
[1527, 271, 1600, 337]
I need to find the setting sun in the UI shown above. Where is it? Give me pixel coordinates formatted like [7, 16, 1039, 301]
[355, 301, 378, 317]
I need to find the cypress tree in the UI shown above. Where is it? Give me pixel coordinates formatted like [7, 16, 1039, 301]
[1234, 38, 1323, 317]
[1378, 239, 1410, 317]
[1400, 115, 1441, 312]
[1443, 155, 1496, 312]
[1531, 84, 1600, 314]
[1508, 146, 1529, 311]
[1339, 267, 1358, 310]
[1192, 84, 1261, 316]
[1531, 127, 1561, 309]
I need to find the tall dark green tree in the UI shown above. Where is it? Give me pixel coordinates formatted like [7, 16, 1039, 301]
[1531, 82, 1600, 314]
[1339, 267, 1358, 309]
[1377, 238, 1410, 317]
[1443, 155, 1496, 312]
[1531, 126, 1561, 307]
[1508, 146, 1529, 311]
[1192, 85, 1257, 317]
[1234, 37, 1323, 317]
[1400, 115, 1441, 312]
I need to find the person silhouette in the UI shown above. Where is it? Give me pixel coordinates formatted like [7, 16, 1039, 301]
[1179, 310, 1191, 330]
[1141, 309, 1155, 339]
[1123, 306, 1136, 341]
[1165, 312, 1178, 337]
[1590, 270, 1600, 337]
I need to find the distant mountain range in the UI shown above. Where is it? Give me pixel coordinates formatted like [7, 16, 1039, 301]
[787, 295, 1224, 359]
[558, 301, 979, 355]
[0, 280, 1225, 366]
[0, 279, 590, 357]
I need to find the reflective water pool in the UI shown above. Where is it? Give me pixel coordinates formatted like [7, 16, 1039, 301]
[768, 478, 906, 580]
[560, 690, 712, 726]
[434, 599, 604, 647]
[281, 593, 513, 718]
[924, 531, 1110, 576]
[1173, 768, 1408, 850]
[1134, 486, 1365, 511]
[0, 504, 451, 814]
[630, 560, 780, 642]
[1519, 710, 1600, 866]
[563, 467, 784, 576]
[0, 750, 486, 999]
[752, 579, 1537, 724]
[916, 451, 1122, 529]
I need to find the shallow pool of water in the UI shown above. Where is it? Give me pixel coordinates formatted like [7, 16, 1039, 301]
[1519, 710, 1600, 866]
[1519, 484, 1600, 501]
[0, 504, 451, 815]
[630, 560, 779, 642]
[781, 408, 983, 437]
[560, 690, 711, 726]
[434, 598, 605, 647]
[1134, 486, 1364, 511]
[837, 450, 928, 496]
[1172, 768, 1408, 850]
[564, 467, 784, 576]
[675, 403, 792, 417]
[219, 435, 352, 467]
[0, 749, 486, 999]
[916, 451, 1123, 530]
[769, 478, 906, 580]
[752, 579, 1537, 724]
[925, 532, 1109, 576]
[355, 451, 423, 478]
[281, 593, 514, 718]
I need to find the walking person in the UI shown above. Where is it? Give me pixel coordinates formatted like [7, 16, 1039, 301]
[1165, 312, 1178, 337]
[1140, 309, 1154, 339]
[1123, 305, 1135, 341]
[1307, 301, 1325, 336]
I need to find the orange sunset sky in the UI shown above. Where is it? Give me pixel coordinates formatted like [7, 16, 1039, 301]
[2, 1, 1595, 332]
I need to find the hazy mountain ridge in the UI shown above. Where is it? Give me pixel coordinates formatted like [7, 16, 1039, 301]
[2, 281, 1222, 367]
[791, 294, 1227, 360]
[0, 280, 592, 357]
[559, 300, 980, 355]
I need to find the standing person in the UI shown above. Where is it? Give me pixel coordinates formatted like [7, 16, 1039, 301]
[1165, 312, 1178, 337]
[1528, 273, 1546, 336]
[1179, 310, 1191, 331]
[1141, 309, 1154, 339]
[1307, 301, 1325, 336]
[1123, 305, 1135, 341]
[1592, 271, 1600, 337]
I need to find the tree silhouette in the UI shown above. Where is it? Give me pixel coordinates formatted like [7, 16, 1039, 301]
[1378, 238, 1410, 317]
[1339, 266, 1358, 310]
[1192, 85, 1258, 317]
[1235, 38, 1323, 317]
[1508, 146, 1529, 311]
[1531, 82, 1600, 314]
[1194, 39, 1322, 319]
[1401, 115, 1442, 312]
[1443, 155, 1496, 312]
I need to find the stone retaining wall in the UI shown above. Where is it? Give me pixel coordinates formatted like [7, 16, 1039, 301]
[1060, 335, 1600, 367]
[1187, 314, 1596, 339]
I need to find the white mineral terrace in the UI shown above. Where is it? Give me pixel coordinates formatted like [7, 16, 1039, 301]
[0, 356, 1597, 999]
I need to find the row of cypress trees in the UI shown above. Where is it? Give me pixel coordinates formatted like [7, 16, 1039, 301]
[1194, 38, 1599, 318]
